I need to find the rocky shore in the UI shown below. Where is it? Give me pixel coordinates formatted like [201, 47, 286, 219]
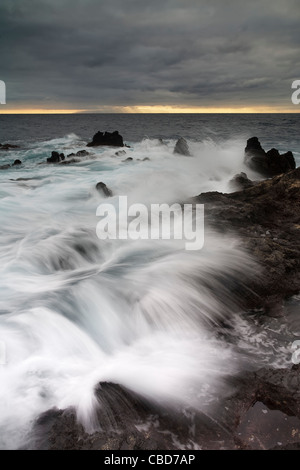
[30, 366, 300, 450]
[195, 167, 300, 315]
[23, 136, 300, 450]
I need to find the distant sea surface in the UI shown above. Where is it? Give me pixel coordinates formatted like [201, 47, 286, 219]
[0, 113, 300, 157]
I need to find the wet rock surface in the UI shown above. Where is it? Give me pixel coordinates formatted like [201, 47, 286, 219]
[195, 167, 300, 310]
[30, 367, 300, 450]
[96, 181, 113, 197]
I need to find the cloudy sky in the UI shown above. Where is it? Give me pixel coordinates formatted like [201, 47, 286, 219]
[0, 0, 299, 113]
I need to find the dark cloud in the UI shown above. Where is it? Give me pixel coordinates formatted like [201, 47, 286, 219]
[0, 0, 300, 110]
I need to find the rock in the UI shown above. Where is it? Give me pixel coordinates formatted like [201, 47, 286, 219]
[216, 366, 300, 449]
[30, 382, 239, 450]
[195, 167, 300, 309]
[229, 172, 254, 191]
[263, 295, 285, 318]
[174, 137, 191, 156]
[76, 150, 90, 157]
[10, 178, 33, 182]
[60, 158, 80, 165]
[87, 131, 124, 148]
[96, 182, 113, 197]
[122, 157, 133, 162]
[47, 151, 65, 164]
[31, 366, 300, 450]
[245, 137, 296, 176]
[0, 143, 19, 150]
[115, 150, 126, 156]
[142, 157, 150, 161]
[12, 160, 22, 166]
[67, 150, 89, 158]
[0, 164, 11, 170]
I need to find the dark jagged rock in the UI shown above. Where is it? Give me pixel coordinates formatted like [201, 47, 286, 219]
[87, 131, 124, 148]
[245, 136, 265, 158]
[31, 366, 300, 450]
[47, 151, 65, 164]
[115, 150, 126, 157]
[12, 159, 22, 166]
[245, 137, 296, 176]
[0, 143, 19, 150]
[31, 382, 239, 450]
[174, 137, 191, 156]
[96, 182, 113, 197]
[229, 172, 254, 191]
[195, 167, 300, 310]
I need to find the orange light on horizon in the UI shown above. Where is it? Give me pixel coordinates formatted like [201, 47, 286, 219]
[0, 105, 299, 114]
[0, 108, 82, 114]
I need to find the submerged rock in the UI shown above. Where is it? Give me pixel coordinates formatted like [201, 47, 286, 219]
[76, 150, 90, 157]
[0, 164, 11, 170]
[115, 150, 126, 157]
[245, 137, 296, 176]
[87, 131, 124, 148]
[47, 151, 65, 164]
[67, 150, 90, 158]
[0, 143, 19, 150]
[174, 137, 191, 156]
[60, 158, 80, 165]
[122, 157, 133, 162]
[96, 182, 113, 197]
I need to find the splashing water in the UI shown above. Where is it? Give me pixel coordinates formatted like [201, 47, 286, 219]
[0, 134, 288, 449]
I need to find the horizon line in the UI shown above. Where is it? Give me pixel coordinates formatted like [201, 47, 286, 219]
[0, 105, 299, 115]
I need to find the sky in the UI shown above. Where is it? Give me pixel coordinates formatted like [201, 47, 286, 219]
[0, 0, 300, 113]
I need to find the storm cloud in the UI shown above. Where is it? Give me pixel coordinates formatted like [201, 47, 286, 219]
[0, 0, 300, 111]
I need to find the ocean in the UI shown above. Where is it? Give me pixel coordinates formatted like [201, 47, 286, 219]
[0, 113, 299, 449]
